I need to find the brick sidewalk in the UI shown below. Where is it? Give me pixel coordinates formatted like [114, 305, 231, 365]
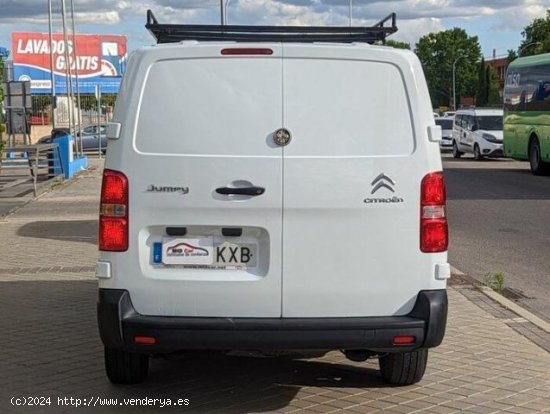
[0, 159, 549, 413]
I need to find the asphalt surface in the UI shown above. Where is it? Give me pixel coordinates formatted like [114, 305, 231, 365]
[444, 153, 550, 322]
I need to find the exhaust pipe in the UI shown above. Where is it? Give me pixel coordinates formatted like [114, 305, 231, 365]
[343, 349, 374, 362]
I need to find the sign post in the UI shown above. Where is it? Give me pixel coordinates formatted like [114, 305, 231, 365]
[95, 84, 102, 159]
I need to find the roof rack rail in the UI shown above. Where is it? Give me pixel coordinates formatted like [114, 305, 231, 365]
[145, 9, 397, 44]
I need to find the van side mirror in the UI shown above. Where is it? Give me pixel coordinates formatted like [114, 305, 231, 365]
[471, 125, 478, 132]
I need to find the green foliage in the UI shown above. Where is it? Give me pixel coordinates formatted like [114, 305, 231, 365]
[517, 10, 550, 56]
[486, 66, 501, 105]
[484, 272, 505, 294]
[385, 39, 410, 50]
[476, 57, 487, 106]
[506, 49, 518, 64]
[415, 28, 482, 108]
[476, 60, 501, 107]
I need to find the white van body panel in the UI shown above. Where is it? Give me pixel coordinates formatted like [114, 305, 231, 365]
[101, 44, 284, 317]
[99, 42, 447, 318]
[281, 45, 443, 317]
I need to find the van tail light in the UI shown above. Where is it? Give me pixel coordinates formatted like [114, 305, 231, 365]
[99, 169, 128, 251]
[420, 172, 448, 253]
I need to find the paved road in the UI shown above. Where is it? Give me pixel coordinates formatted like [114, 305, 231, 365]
[1, 158, 550, 413]
[444, 153, 550, 322]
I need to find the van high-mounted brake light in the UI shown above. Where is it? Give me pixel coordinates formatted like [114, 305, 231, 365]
[221, 48, 274, 55]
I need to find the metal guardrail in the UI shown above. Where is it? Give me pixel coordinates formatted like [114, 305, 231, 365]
[0, 143, 64, 196]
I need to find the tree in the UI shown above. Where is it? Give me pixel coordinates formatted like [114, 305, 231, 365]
[506, 49, 518, 64]
[486, 65, 501, 105]
[476, 57, 487, 106]
[415, 28, 481, 108]
[385, 39, 410, 50]
[516, 10, 550, 56]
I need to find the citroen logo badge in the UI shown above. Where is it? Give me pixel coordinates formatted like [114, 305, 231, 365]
[371, 173, 396, 194]
[273, 128, 292, 146]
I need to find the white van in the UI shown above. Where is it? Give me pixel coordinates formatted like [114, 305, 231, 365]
[97, 11, 449, 386]
[452, 108, 504, 160]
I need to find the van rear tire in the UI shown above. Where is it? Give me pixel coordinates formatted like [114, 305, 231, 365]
[104, 347, 149, 384]
[379, 349, 428, 385]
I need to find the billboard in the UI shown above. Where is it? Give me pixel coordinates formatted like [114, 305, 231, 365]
[12, 32, 127, 94]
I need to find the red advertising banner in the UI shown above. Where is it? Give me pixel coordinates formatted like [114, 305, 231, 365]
[12, 32, 127, 93]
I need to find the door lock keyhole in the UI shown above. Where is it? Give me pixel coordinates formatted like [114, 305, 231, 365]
[273, 128, 292, 146]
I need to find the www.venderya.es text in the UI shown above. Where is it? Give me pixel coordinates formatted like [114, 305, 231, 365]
[11, 396, 190, 408]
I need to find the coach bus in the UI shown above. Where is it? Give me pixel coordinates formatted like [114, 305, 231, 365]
[503, 53, 550, 175]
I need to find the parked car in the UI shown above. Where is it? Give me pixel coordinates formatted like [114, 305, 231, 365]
[452, 108, 504, 160]
[435, 117, 454, 152]
[38, 124, 107, 153]
[96, 12, 449, 386]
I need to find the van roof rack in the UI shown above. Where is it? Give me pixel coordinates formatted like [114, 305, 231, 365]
[146, 9, 397, 44]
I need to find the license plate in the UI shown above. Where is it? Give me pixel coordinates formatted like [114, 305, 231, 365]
[161, 237, 258, 268]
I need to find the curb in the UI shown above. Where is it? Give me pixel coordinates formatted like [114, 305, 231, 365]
[451, 265, 550, 334]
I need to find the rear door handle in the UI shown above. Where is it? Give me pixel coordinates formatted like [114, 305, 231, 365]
[215, 186, 265, 196]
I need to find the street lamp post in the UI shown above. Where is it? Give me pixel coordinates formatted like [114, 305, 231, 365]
[518, 41, 543, 56]
[224, 0, 230, 25]
[452, 56, 463, 111]
[349, 0, 353, 27]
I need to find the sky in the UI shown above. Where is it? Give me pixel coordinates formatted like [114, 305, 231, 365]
[0, 0, 549, 60]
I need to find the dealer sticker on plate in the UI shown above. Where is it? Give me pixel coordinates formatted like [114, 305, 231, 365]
[162, 237, 214, 265]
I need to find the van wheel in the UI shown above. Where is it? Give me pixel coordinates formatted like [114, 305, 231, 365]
[104, 347, 149, 384]
[379, 349, 428, 385]
[452, 141, 462, 158]
[473, 144, 484, 160]
[529, 138, 550, 175]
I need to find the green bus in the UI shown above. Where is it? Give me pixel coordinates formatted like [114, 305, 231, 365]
[504, 53, 550, 175]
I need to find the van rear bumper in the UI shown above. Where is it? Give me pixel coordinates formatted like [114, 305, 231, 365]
[98, 289, 447, 353]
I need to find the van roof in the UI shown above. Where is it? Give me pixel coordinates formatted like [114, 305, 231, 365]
[145, 9, 398, 44]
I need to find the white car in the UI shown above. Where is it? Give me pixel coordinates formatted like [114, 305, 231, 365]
[435, 117, 454, 152]
[96, 11, 449, 386]
[452, 108, 504, 160]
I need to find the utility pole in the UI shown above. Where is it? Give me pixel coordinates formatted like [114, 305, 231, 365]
[220, 0, 226, 25]
[60, 0, 75, 136]
[70, 0, 83, 155]
[47, 0, 57, 129]
[349, 0, 353, 27]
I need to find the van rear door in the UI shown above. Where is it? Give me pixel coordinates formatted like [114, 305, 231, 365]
[281, 44, 426, 317]
[126, 44, 283, 317]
